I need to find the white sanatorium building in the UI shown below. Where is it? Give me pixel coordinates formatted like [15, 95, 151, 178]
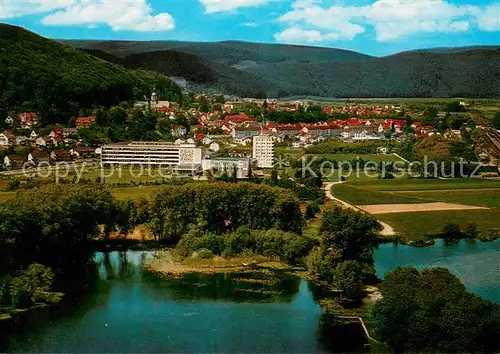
[101, 141, 203, 174]
[252, 135, 275, 168]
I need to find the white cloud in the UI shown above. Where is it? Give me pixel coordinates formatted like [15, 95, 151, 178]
[274, 26, 340, 43]
[243, 22, 260, 27]
[476, 3, 500, 31]
[1, 0, 174, 32]
[199, 0, 271, 14]
[0, 0, 75, 19]
[276, 0, 499, 43]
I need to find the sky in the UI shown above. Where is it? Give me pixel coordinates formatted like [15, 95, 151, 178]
[1, 0, 500, 56]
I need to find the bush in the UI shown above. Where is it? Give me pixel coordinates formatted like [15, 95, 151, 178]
[305, 202, 321, 219]
[442, 223, 463, 239]
[193, 248, 215, 259]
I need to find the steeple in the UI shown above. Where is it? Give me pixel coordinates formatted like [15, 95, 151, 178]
[151, 86, 158, 105]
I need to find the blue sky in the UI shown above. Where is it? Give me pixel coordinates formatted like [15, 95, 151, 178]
[1, 0, 500, 56]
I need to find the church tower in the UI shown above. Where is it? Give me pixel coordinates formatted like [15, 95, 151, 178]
[151, 86, 158, 105]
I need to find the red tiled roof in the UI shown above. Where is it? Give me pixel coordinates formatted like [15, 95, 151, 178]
[76, 116, 96, 127]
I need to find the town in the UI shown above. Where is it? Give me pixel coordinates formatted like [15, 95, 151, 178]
[1, 93, 492, 176]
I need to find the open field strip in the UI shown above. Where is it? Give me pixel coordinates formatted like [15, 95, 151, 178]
[305, 153, 405, 163]
[349, 178, 500, 191]
[376, 209, 500, 241]
[331, 178, 500, 241]
[359, 202, 489, 214]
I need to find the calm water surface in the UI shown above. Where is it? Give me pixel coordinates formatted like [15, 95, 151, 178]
[375, 239, 500, 303]
[7, 251, 367, 353]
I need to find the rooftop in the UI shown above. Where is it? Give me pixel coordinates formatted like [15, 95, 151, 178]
[103, 141, 197, 148]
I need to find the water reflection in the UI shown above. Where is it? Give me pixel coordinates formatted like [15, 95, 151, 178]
[6, 251, 367, 353]
[375, 239, 500, 303]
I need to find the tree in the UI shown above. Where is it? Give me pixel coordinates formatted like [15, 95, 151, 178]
[307, 207, 381, 298]
[305, 202, 320, 219]
[231, 166, 238, 183]
[198, 96, 211, 113]
[331, 260, 364, 298]
[372, 267, 500, 353]
[247, 160, 253, 178]
[107, 106, 127, 126]
[442, 222, 463, 239]
[270, 169, 278, 184]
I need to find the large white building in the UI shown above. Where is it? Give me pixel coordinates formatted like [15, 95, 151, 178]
[252, 135, 275, 168]
[101, 141, 203, 173]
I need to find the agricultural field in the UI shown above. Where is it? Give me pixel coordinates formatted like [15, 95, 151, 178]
[305, 153, 405, 163]
[331, 178, 500, 241]
[0, 186, 162, 203]
[110, 186, 163, 200]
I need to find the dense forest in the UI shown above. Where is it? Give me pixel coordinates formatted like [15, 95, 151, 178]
[65, 39, 500, 98]
[0, 24, 182, 125]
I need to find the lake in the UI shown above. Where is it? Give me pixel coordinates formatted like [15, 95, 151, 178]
[375, 239, 500, 303]
[6, 239, 499, 352]
[6, 251, 368, 353]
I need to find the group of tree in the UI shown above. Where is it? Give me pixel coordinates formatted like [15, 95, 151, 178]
[176, 226, 313, 265]
[0, 184, 130, 312]
[372, 266, 500, 353]
[145, 182, 304, 243]
[307, 206, 381, 299]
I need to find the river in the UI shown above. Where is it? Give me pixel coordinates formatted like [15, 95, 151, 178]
[5, 239, 499, 352]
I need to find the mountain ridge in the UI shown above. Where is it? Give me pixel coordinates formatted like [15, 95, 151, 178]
[66, 38, 500, 98]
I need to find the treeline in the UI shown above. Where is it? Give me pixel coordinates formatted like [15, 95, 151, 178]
[0, 24, 182, 126]
[0, 185, 122, 311]
[146, 182, 304, 242]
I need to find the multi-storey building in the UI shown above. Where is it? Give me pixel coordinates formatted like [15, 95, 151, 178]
[100, 141, 203, 174]
[252, 135, 275, 168]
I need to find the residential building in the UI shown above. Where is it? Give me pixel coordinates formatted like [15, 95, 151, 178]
[28, 151, 50, 165]
[5, 116, 14, 126]
[15, 136, 28, 146]
[62, 128, 77, 137]
[18, 112, 40, 129]
[209, 142, 220, 152]
[231, 126, 262, 138]
[0, 133, 9, 146]
[76, 116, 96, 129]
[35, 137, 47, 147]
[4, 155, 26, 169]
[172, 125, 187, 137]
[100, 141, 203, 174]
[252, 135, 275, 168]
[202, 157, 256, 178]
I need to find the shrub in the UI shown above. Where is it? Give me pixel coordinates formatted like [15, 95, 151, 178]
[442, 223, 463, 239]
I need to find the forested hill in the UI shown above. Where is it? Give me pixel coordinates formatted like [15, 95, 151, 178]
[65, 38, 500, 99]
[0, 24, 181, 125]
[122, 50, 281, 98]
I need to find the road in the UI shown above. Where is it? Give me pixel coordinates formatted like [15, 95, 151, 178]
[323, 182, 396, 237]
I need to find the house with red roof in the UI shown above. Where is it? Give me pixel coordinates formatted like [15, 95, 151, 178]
[18, 112, 40, 129]
[322, 107, 333, 115]
[76, 116, 96, 129]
